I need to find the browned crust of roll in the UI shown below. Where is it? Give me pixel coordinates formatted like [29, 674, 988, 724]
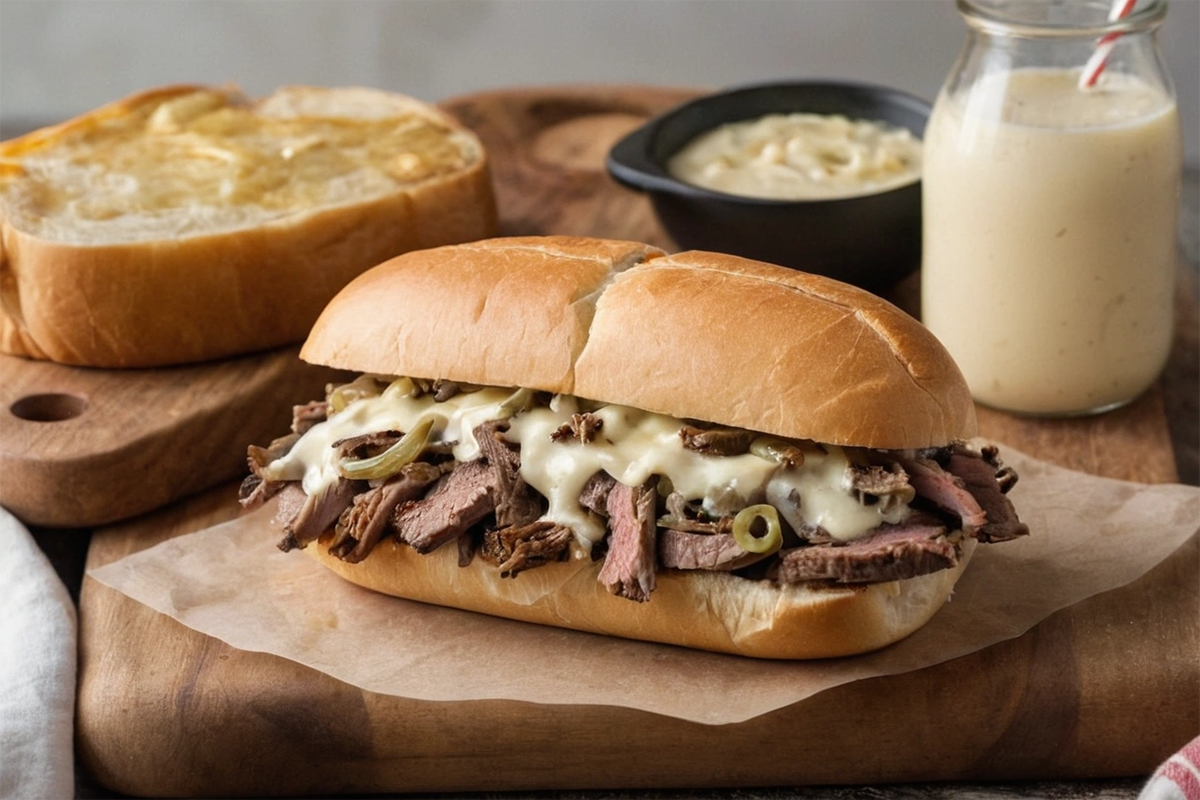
[306, 534, 975, 659]
[300, 236, 665, 393]
[302, 236, 976, 449]
[575, 249, 978, 449]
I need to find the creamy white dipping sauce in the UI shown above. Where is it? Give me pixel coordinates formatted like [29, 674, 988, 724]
[667, 112, 922, 200]
[263, 378, 911, 550]
[921, 68, 1180, 414]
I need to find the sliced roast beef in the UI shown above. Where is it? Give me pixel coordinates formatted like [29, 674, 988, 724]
[659, 529, 767, 571]
[776, 518, 956, 584]
[271, 483, 307, 530]
[239, 473, 279, 510]
[945, 451, 1029, 543]
[679, 425, 756, 457]
[240, 433, 302, 509]
[392, 460, 495, 554]
[329, 461, 444, 562]
[481, 521, 574, 577]
[291, 400, 328, 435]
[579, 472, 617, 516]
[551, 412, 604, 444]
[276, 478, 359, 552]
[598, 479, 659, 602]
[475, 420, 544, 528]
[897, 456, 988, 532]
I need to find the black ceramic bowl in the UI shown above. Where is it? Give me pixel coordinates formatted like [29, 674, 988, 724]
[607, 80, 931, 292]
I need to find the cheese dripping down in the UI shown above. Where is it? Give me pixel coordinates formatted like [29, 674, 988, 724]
[263, 378, 911, 549]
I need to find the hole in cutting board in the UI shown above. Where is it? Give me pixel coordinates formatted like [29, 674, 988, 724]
[10, 393, 88, 422]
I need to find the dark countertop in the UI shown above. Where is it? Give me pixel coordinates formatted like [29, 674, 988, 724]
[11, 112, 1197, 798]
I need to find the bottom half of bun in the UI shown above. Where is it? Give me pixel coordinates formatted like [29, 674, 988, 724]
[305, 535, 976, 660]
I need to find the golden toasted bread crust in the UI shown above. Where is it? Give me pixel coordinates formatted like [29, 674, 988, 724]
[0, 85, 497, 367]
[303, 236, 976, 448]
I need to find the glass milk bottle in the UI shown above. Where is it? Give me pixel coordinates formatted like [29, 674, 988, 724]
[921, 0, 1182, 416]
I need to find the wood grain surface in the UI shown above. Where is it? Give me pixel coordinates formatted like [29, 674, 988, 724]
[0, 348, 347, 527]
[78, 485, 1200, 796]
[75, 86, 1200, 796]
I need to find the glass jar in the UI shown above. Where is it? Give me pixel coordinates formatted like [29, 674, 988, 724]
[921, 0, 1182, 416]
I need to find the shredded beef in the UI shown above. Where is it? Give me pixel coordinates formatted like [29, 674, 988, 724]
[392, 460, 495, 553]
[276, 478, 359, 552]
[579, 472, 617, 515]
[775, 518, 957, 584]
[239, 433, 301, 509]
[386, 421, 543, 557]
[945, 449, 1029, 543]
[329, 462, 444, 562]
[238, 473, 275, 510]
[291, 401, 328, 435]
[679, 425, 756, 457]
[897, 455, 988, 532]
[481, 521, 574, 577]
[475, 420, 544, 528]
[251, 384, 1031, 601]
[272, 483, 307, 530]
[551, 412, 604, 444]
[597, 479, 659, 602]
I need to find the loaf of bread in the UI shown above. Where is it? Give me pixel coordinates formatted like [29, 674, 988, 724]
[0, 84, 497, 367]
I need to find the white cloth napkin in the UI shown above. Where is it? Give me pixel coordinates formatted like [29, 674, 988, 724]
[1141, 736, 1200, 800]
[0, 507, 75, 800]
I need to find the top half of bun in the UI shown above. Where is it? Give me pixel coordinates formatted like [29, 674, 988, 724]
[300, 236, 977, 450]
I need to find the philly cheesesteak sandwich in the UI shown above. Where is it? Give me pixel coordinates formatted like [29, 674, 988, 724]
[241, 236, 1026, 659]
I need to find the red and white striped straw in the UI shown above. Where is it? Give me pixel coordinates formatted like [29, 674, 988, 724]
[1079, 0, 1139, 89]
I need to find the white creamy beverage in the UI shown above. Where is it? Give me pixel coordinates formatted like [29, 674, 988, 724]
[921, 68, 1181, 415]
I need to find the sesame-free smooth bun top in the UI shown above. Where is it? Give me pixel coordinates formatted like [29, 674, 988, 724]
[302, 237, 976, 449]
[576, 250, 977, 449]
[301, 237, 664, 393]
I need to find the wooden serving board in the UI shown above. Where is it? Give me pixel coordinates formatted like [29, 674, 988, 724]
[0, 348, 347, 527]
[77, 86, 1198, 796]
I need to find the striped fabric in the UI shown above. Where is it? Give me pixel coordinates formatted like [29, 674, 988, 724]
[1141, 736, 1200, 800]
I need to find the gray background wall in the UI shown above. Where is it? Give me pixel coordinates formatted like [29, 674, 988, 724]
[1, 0, 1198, 164]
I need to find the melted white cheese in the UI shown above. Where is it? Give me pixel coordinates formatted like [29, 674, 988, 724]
[264, 379, 515, 495]
[263, 380, 911, 548]
[505, 395, 779, 543]
[667, 112, 923, 200]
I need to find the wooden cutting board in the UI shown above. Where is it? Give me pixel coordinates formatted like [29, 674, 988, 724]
[77, 86, 1198, 796]
[0, 348, 348, 528]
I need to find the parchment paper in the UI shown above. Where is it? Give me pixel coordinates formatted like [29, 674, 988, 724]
[89, 446, 1199, 725]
